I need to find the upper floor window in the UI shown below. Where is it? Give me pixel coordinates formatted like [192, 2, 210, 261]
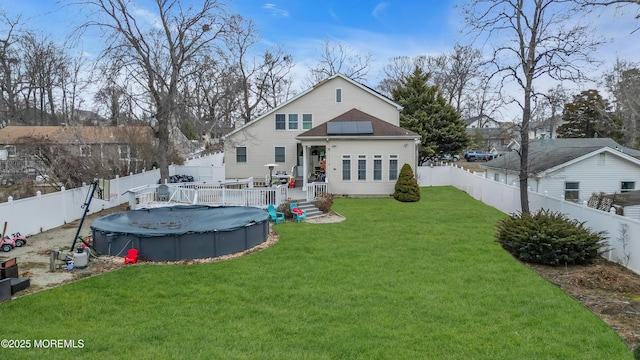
[275, 114, 286, 130]
[5, 145, 15, 158]
[80, 145, 91, 157]
[302, 114, 313, 130]
[288, 114, 298, 130]
[119, 145, 130, 160]
[336, 88, 342, 103]
[621, 181, 635, 193]
[236, 146, 247, 163]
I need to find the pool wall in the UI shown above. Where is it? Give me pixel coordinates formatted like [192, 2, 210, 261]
[91, 206, 270, 261]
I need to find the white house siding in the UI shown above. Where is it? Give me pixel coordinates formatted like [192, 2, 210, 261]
[486, 151, 640, 202]
[326, 138, 417, 196]
[224, 76, 401, 180]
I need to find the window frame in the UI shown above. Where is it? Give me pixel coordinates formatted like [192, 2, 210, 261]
[275, 114, 286, 130]
[302, 114, 313, 130]
[80, 145, 91, 157]
[621, 181, 635, 193]
[357, 155, 367, 181]
[373, 154, 382, 181]
[564, 181, 580, 201]
[236, 146, 247, 163]
[288, 114, 298, 130]
[274, 146, 285, 163]
[342, 155, 351, 181]
[388, 155, 398, 181]
[118, 145, 130, 160]
[336, 88, 342, 103]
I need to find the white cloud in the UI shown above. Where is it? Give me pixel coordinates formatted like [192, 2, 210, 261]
[262, 4, 289, 17]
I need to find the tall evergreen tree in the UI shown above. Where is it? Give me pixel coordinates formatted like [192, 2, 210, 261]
[557, 89, 621, 140]
[392, 67, 468, 165]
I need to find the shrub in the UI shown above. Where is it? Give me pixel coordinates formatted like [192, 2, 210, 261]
[277, 198, 294, 219]
[495, 209, 607, 266]
[393, 163, 420, 202]
[315, 192, 333, 213]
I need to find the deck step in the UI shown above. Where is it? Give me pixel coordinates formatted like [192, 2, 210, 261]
[296, 201, 324, 219]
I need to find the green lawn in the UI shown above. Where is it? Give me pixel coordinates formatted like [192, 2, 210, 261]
[0, 187, 632, 359]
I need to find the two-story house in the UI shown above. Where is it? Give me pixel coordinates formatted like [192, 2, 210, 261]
[223, 74, 420, 196]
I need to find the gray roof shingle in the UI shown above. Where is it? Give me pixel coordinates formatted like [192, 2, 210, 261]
[483, 138, 640, 174]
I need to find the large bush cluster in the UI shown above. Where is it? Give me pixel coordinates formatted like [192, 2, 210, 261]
[495, 209, 607, 266]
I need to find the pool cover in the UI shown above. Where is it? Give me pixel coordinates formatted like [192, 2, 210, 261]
[91, 205, 269, 236]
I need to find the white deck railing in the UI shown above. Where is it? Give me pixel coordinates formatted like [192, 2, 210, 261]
[127, 182, 288, 210]
[306, 182, 328, 201]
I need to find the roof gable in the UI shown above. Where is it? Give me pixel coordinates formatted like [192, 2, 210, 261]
[224, 73, 402, 139]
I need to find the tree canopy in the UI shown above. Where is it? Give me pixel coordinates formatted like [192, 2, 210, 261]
[557, 89, 621, 140]
[391, 67, 468, 165]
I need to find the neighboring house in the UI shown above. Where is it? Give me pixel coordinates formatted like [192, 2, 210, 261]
[482, 138, 640, 202]
[466, 115, 501, 129]
[466, 116, 517, 151]
[0, 125, 156, 178]
[528, 114, 565, 140]
[223, 74, 420, 196]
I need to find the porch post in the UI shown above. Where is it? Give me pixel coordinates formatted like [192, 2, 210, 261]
[302, 145, 308, 191]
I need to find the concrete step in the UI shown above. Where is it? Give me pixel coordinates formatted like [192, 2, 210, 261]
[296, 201, 323, 219]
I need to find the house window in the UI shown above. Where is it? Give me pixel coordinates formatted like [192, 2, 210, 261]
[236, 146, 247, 163]
[342, 155, 351, 181]
[373, 155, 382, 181]
[80, 145, 91, 157]
[275, 114, 286, 130]
[621, 181, 635, 193]
[302, 114, 313, 130]
[5, 145, 15, 158]
[275, 147, 285, 163]
[598, 153, 606, 166]
[389, 155, 398, 181]
[358, 155, 366, 181]
[119, 145, 130, 160]
[288, 114, 298, 130]
[494, 173, 500, 182]
[336, 88, 342, 103]
[564, 182, 580, 201]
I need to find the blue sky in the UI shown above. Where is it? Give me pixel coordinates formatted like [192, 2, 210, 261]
[1, 0, 639, 120]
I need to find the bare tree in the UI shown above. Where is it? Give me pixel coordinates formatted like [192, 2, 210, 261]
[21, 34, 67, 125]
[603, 59, 640, 146]
[72, 0, 230, 182]
[378, 56, 426, 97]
[0, 11, 25, 122]
[224, 15, 294, 124]
[306, 39, 372, 86]
[463, 0, 604, 213]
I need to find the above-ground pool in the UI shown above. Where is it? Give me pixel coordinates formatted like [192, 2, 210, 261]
[90, 205, 270, 261]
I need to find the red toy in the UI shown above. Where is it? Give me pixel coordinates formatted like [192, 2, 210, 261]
[11, 232, 27, 247]
[1, 236, 15, 252]
[124, 248, 139, 264]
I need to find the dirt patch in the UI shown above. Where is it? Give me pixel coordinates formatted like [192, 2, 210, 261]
[1, 208, 637, 351]
[526, 259, 640, 350]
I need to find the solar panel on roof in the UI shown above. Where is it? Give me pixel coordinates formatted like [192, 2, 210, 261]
[326, 121, 373, 135]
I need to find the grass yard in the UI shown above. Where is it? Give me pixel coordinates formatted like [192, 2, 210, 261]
[0, 187, 632, 359]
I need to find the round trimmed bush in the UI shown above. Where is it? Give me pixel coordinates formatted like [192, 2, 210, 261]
[495, 209, 607, 266]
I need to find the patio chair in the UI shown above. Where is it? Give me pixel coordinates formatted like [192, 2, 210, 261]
[124, 248, 139, 265]
[267, 205, 285, 224]
[289, 203, 307, 223]
[157, 184, 170, 201]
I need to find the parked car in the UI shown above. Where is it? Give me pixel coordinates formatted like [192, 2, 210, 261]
[464, 151, 495, 162]
[441, 154, 460, 162]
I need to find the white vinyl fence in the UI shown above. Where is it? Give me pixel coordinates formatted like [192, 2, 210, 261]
[417, 164, 640, 275]
[1, 153, 637, 275]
